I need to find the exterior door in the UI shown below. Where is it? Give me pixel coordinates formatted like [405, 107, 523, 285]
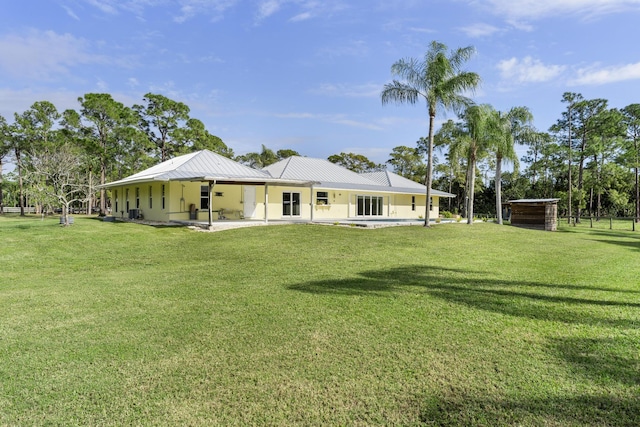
[282, 192, 301, 217]
[243, 186, 257, 218]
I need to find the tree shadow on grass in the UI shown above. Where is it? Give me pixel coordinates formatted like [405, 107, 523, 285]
[551, 336, 640, 387]
[288, 265, 640, 328]
[420, 336, 639, 425]
[419, 393, 640, 427]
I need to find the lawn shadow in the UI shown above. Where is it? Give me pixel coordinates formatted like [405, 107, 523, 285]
[288, 265, 640, 328]
[550, 336, 640, 387]
[557, 227, 640, 252]
[419, 392, 640, 426]
[86, 216, 184, 229]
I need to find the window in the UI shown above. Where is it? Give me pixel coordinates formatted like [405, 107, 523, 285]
[282, 192, 301, 216]
[316, 191, 329, 205]
[125, 189, 130, 212]
[357, 195, 384, 216]
[411, 196, 416, 211]
[429, 197, 433, 211]
[135, 187, 140, 209]
[114, 190, 118, 213]
[161, 185, 165, 210]
[200, 185, 209, 210]
[149, 186, 153, 209]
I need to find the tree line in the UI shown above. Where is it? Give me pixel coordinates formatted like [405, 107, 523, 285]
[378, 40, 640, 226]
[2, 41, 639, 226]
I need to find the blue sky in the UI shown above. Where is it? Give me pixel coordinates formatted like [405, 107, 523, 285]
[2, 0, 640, 166]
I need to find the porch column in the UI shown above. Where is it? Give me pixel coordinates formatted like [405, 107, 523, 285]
[208, 180, 216, 227]
[264, 184, 269, 224]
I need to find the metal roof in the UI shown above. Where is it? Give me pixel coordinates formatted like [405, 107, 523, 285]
[264, 157, 455, 197]
[103, 150, 314, 188]
[103, 151, 455, 198]
[361, 170, 454, 197]
[508, 198, 560, 204]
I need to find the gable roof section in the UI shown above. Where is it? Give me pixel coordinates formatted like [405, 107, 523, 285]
[264, 157, 377, 186]
[103, 150, 313, 188]
[361, 170, 454, 197]
[264, 157, 454, 197]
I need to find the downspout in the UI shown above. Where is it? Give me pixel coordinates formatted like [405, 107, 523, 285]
[310, 184, 315, 222]
[264, 184, 269, 224]
[208, 180, 216, 228]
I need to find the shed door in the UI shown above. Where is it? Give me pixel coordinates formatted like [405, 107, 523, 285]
[243, 186, 257, 218]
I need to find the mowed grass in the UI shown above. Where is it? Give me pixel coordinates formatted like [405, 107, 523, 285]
[0, 216, 638, 426]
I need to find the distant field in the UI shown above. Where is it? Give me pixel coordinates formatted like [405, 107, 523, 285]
[1, 215, 638, 426]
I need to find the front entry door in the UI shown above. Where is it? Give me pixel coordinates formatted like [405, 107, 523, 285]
[243, 186, 256, 218]
[282, 192, 301, 217]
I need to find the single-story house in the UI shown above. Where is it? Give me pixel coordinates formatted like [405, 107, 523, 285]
[103, 149, 454, 226]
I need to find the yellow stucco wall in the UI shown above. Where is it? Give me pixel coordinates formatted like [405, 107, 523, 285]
[109, 182, 442, 222]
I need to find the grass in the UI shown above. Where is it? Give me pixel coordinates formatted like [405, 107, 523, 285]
[0, 215, 639, 426]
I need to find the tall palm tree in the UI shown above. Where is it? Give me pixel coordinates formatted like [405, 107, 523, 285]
[381, 41, 480, 227]
[489, 106, 532, 224]
[449, 104, 493, 224]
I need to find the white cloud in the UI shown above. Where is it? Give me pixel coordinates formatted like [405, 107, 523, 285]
[479, 0, 640, 22]
[309, 83, 381, 98]
[317, 40, 369, 59]
[0, 30, 106, 80]
[273, 112, 383, 130]
[174, 0, 239, 23]
[497, 56, 566, 83]
[289, 12, 312, 22]
[570, 61, 640, 85]
[257, 0, 284, 20]
[458, 22, 502, 37]
[62, 5, 80, 20]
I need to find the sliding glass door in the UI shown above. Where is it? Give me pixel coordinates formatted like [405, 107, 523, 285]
[356, 195, 384, 216]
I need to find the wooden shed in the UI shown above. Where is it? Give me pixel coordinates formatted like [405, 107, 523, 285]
[507, 199, 560, 231]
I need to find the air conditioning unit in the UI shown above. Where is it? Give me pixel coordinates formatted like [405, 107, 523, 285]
[128, 209, 139, 219]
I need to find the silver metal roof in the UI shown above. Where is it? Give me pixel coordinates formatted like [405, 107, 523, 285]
[103, 150, 314, 188]
[103, 151, 455, 198]
[265, 157, 455, 197]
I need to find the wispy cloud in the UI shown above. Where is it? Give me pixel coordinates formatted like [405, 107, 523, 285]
[273, 112, 383, 130]
[317, 39, 369, 59]
[62, 5, 80, 20]
[289, 12, 312, 22]
[458, 22, 502, 37]
[477, 0, 640, 22]
[256, 0, 284, 20]
[308, 83, 381, 98]
[497, 56, 566, 83]
[570, 61, 640, 85]
[174, 0, 240, 23]
[0, 29, 107, 80]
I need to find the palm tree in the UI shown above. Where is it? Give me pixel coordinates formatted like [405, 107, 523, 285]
[381, 41, 480, 227]
[449, 104, 493, 224]
[489, 106, 532, 224]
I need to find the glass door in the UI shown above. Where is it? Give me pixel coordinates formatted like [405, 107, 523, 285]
[282, 192, 301, 217]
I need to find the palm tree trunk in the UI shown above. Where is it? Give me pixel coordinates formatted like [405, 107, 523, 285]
[495, 156, 503, 224]
[467, 153, 476, 225]
[424, 114, 435, 227]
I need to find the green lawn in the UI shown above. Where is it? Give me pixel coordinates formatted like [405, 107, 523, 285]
[1, 216, 638, 426]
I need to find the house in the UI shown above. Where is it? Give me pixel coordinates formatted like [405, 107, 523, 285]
[103, 150, 454, 226]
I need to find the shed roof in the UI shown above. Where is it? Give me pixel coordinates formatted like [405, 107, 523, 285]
[508, 198, 560, 205]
